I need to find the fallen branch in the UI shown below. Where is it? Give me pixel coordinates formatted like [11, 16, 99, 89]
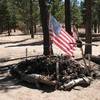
[10, 55, 96, 91]
[21, 73, 57, 86]
[60, 77, 91, 90]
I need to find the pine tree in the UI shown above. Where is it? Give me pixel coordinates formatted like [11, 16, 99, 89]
[85, 0, 92, 55]
[71, 0, 82, 28]
[0, 0, 10, 34]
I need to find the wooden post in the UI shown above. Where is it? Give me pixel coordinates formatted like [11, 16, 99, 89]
[80, 47, 87, 67]
[87, 54, 91, 69]
[56, 60, 59, 82]
[26, 48, 28, 61]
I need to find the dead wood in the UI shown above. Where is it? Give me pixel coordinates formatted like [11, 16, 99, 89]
[88, 55, 100, 64]
[60, 77, 91, 90]
[21, 74, 57, 86]
[10, 55, 97, 90]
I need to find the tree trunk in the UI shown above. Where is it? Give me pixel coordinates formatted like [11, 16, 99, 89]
[98, 24, 100, 33]
[65, 0, 72, 36]
[13, 23, 16, 32]
[29, 0, 34, 38]
[33, 23, 36, 33]
[94, 23, 97, 33]
[0, 25, 3, 33]
[39, 0, 51, 56]
[8, 22, 11, 36]
[85, 0, 92, 55]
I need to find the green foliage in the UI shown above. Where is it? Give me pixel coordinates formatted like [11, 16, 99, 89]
[51, 0, 65, 23]
[15, 0, 40, 33]
[71, 0, 82, 27]
[50, 0, 82, 27]
[0, 0, 10, 32]
[0, 0, 40, 34]
[92, 0, 100, 24]
[80, 0, 100, 31]
[80, 1, 85, 25]
[2, 0, 99, 34]
[7, 0, 16, 28]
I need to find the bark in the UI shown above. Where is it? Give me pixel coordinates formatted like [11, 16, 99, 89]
[94, 23, 97, 33]
[65, 0, 72, 35]
[33, 23, 36, 33]
[29, 0, 34, 38]
[21, 74, 57, 86]
[98, 24, 100, 33]
[88, 55, 100, 64]
[8, 22, 11, 36]
[60, 77, 91, 90]
[13, 23, 16, 32]
[39, 0, 51, 55]
[85, 0, 92, 55]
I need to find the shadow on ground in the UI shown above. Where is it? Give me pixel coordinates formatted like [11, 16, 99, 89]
[0, 75, 21, 92]
[20, 81, 55, 93]
[0, 38, 31, 45]
[0, 65, 54, 93]
[0, 33, 28, 37]
[0, 75, 55, 93]
[6, 40, 43, 47]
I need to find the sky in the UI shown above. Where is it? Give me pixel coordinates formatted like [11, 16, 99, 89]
[77, 0, 84, 3]
[62, 0, 83, 3]
[62, 0, 84, 6]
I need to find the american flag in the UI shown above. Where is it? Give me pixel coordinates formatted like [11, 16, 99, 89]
[49, 16, 76, 56]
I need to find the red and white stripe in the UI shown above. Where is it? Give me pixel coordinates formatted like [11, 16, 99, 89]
[50, 28, 76, 56]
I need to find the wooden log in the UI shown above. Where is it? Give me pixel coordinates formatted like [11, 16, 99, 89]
[20, 73, 57, 86]
[56, 61, 59, 82]
[60, 77, 91, 90]
[86, 55, 100, 64]
[81, 37, 100, 42]
[79, 33, 100, 37]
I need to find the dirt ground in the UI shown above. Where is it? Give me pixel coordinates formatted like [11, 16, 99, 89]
[0, 30, 100, 100]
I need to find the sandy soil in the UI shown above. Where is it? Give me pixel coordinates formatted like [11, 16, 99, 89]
[0, 30, 100, 100]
